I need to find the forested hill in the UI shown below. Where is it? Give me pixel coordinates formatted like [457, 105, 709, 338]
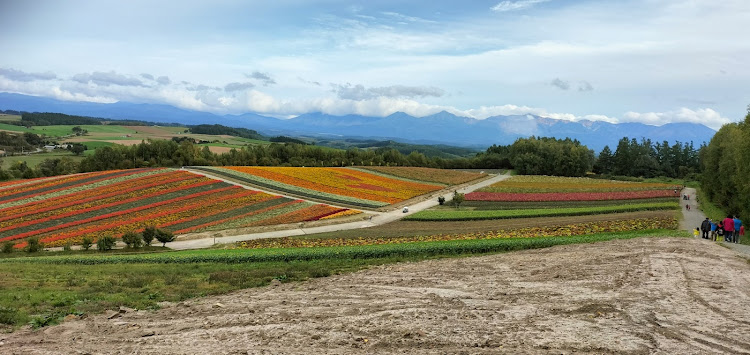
[188, 124, 264, 140]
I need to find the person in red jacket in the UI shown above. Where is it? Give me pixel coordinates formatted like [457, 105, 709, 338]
[723, 215, 735, 243]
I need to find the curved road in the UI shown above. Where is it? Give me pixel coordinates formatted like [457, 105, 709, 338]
[168, 171, 512, 250]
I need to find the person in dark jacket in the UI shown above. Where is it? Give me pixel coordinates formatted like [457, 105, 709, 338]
[700, 218, 711, 239]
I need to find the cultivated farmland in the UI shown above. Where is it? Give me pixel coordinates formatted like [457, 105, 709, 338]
[191, 166, 461, 208]
[0, 168, 358, 248]
[407, 175, 681, 221]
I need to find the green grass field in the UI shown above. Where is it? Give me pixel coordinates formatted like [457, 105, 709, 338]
[0, 114, 22, 121]
[0, 229, 685, 330]
[1, 151, 85, 169]
[0, 124, 138, 137]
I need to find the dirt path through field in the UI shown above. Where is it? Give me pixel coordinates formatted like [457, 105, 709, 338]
[4, 236, 749, 354]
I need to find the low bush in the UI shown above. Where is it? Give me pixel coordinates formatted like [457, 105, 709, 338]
[122, 231, 143, 248]
[96, 235, 116, 251]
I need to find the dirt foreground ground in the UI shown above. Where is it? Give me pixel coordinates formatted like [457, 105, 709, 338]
[3, 237, 750, 354]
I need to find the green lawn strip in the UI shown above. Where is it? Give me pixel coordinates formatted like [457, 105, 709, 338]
[404, 202, 680, 221]
[347, 167, 449, 186]
[165, 196, 296, 232]
[0, 229, 684, 330]
[461, 198, 678, 210]
[0, 152, 86, 169]
[0, 123, 33, 133]
[191, 166, 387, 209]
[0, 181, 231, 238]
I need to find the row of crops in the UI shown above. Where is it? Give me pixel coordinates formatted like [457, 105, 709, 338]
[418, 175, 682, 221]
[406, 202, 679, 221]
[190, 166, 482, 209]
[0, 227, 685, 265]
[0, 168, 360, 248]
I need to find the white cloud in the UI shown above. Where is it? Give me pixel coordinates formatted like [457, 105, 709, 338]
[491, 0, 551, 12]
[0, 68, 57, 82]
[622, 108, 729, 130]
[333, 83, 445, 100]
[550, 78, 570, 90]
[71, 71, 146, 87]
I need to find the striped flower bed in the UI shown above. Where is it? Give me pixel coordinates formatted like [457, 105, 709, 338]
[192, 166, 443, 209]
[0, 169, 359, 247]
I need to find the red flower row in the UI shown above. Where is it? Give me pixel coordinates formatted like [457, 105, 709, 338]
[0, 181, 227, 243]
[465, 189, 677, 202]
[38, 187, 251, 244]
[0, 177, 214, 234]
[0, 169, 148, 205]
[0, 172, 193, 224]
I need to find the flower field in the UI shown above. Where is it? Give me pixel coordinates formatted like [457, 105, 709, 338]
[405, 201, 679, 221]
[467, 175, 681, 202]
[234, 216, 677, 249]
[0, 168, 359, 247]
[478, 175, 681, 193]
[465, 190, 679, 202]
[355, 166, 486, 185]
[192, 166, 444, 208]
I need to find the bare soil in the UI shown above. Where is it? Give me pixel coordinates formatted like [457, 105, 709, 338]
[3, 237, 750, 354]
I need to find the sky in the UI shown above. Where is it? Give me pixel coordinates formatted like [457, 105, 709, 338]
[1, 0, 748, 130]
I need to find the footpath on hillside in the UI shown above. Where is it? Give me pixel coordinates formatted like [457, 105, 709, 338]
[680, 187, 750, 257]
[167, 171, 513, 250]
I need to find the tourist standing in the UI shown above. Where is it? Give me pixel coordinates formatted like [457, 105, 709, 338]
[732, 216, 742, 244]
[723, 215, 735, 243]
[700, 217, 711, 239]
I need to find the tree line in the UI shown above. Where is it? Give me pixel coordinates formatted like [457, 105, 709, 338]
[700, 110, 750, 219]
[594, 138, 702, 179]
[0, 134, 705, 182]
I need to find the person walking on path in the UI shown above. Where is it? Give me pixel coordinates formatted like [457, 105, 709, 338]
[733, 216, 743, 244]
[723, 215, 735, 243]
[701, 218, 711, 239]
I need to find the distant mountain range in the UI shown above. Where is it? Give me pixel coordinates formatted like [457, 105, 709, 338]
[0, 92, 716, 151]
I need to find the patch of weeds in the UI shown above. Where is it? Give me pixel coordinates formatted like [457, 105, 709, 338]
[0, 306, 22, 325]
[30, 314, 58, 329]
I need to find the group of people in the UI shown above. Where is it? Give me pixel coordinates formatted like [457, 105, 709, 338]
[699, 216, 745, 243]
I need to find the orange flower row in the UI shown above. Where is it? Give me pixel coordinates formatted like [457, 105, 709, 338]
[225, 166, 442, 204]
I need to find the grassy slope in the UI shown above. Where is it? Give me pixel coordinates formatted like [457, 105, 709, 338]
[1, 151, 86, 169]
